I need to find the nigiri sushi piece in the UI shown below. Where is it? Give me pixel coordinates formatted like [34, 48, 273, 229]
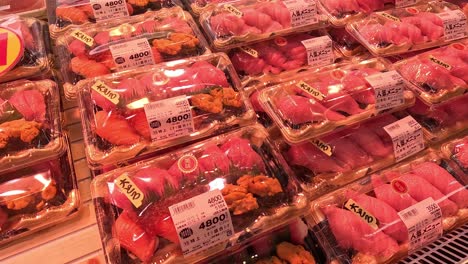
[127, 110, 151, 141]
[95, 110, 141, 145]
[371, 175, 418, 212]
[71, 56, 110, 78]
[348, 127, 393, 158]
[243, 9, 283, 33]
[9, 89, 46, 122]
[56, 6, 88, 24]
[257, 2, 291, 27]
[230, 51, 268, 76]
[220, 137, 265, 172]
[321, 135, 374, 169]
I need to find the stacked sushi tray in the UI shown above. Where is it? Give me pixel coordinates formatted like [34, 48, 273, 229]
[0, 0, 466, 263]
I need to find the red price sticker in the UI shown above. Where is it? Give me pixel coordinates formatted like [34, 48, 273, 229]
[0, 27, 23, 76]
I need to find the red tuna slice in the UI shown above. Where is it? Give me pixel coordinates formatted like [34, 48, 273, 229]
[286, 142, 350, 174]
[402, 16, 444, 41]
[115, 78, 149, 102]
[361, 114, 398, 144]
[321, 206, 400, 258]
[321, 135, 373, 169]
[398, 22, 425, 44]
[231, 50, 268, 76]
[93, 31, 111, 46]
[356, 0, 385, 13]
[198, 144, 231, 175]
[257, 2, 291, 27]
[168, 157, 203, 182]
[210, 13, 248, 36]
[381, 21, 410, 45]
[275, 95, 346, 124]
[158, 17, 193, 35]
[342, 68, 380, 104]
[190, 61, 230, 88]
[249, 91, 264, 112]
[345, 190, 408, 242]
[95, 110, 141, 145]
[426, 53, 468, 83]
[68, 40, 87, 57]
[9, 89, 46, 122]
[411, 162, 468, 208]
[371, 174, 418, 212]
[417, 12, 443, 27]
[71, 56, 110, 78]
[242, 8, 283, 33]
[441, 96, 468, 122]
[253, 43, 288, 70]
[348, 127, 393, 158]
[398, 173, 459, 217]
[322, 93, 365, 116]
[132, 167, 171, 197]
[407, 98, 430, 115]
[114, 211, 158, 262]
[220, 137, 265, 172]
[0, 208, 7, 229]
[134, 20, 159, 35]
[127, 110, 151, 141]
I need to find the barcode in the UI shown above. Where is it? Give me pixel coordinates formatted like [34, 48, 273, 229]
[172, 201, 196, 215]
[386, 123, 401, 132]
[145, 102, 164, 110]
[401, 208, 418, 219]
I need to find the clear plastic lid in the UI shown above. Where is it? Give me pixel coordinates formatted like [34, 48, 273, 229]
[308, 150, 468, 263]
[317, 0, 429, 27]
[200, 0, 329, 50]
[56, 7, 210, 100]
[0, 141, 80, 245]
[280, 114, 403, 198]
[50, 0, 183, 37]
[258, 58, 416, 143]
[327, 27, 367, 57]
[182, 0, 237, 17]
[0, 79, 64, 172]
[76, 53, 256, 169]
[405, 95, 468, 143]
[346, 1, 468, 57]
[395, 40, 468, 105]
[91, 124, 307, 263]
[229, 31, 343, 88]
[442, 133, 468, 173]
[0, 16, 50, 83]
[0, 0, 46, 17]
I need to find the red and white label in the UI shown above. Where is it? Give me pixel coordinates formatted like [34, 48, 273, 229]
[178, 154, 199, 174]
[301, 36, 334, 67]
[283, 0, 318, 28]
[90, 0, 129, 21]
[109, 38, 155, 71]
[365, 70, 405, 111]
[384, 116, 425, 162]
[391, 179, 408, 194]
[438, 10, 468, 41]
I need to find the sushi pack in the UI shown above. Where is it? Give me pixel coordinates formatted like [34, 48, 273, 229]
[347, 1, 468, 56]
[55, 7, 209, 99]
[76, 53, 255, 169]
[258, 58, 416, 143]
[308, 150, 468, 264]
[91, 124, 307, 263]
[200, 0, 329, 50]
[442, 133, 468, 174]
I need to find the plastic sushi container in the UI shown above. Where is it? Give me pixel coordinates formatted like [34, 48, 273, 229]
[49, 0, 183, 38]
[258, 57, 416, 143]
[181, 0, 235, 17]
[0, 0, 47, 18]
[394, 40, 468, 105]
[202, 217, 332, 264]
[199, 0, 329, 51]
[0, 136, 80, 245]
[91, 124, 308, 263]
[307, 150, 468, 264]
[441, 133, 468, 174]
[0, 79, 65, 173]
[327, 27, 368, 58]
[229, 31, 344, 89]
[56, 7, 209, 100]
[346, 1, 468, 57]
[0, 16, 51, 84]
[404, 95, 468, 143]
[76, 53, 256, 169]
[279, 114, 421, 198]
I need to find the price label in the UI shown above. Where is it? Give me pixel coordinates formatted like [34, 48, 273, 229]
[395, 0, 417, 8]
[109, 38, 155, 71]
[301, 36, 334, 67]
[114, 173, 145, 208]
[311, 138, 332, 156]
[169, 190, 234, 257]
[296, 80, 326, 101]
[143, 95, 195, 142]
[384, 116, 425, 162]
[0, 27, 23, 76]
[71, 29, 94, 47]
[90, 0, 129, 21]
[283, 0, 318, 28]
[365, 70, 405, 111]
[438, 10, 468, 41]
[398, 197, 443, 253]
[91, 80, 120, 105]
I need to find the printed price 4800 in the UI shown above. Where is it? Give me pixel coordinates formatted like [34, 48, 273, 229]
[105, 0, 124, 6]
[129, 51, 151, 60]
[166, 114, 191, 124]
[198, 212, 228, 230]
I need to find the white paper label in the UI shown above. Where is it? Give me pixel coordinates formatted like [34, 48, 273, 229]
[143, 95, 195, 142]
[438, 10, 468, 41]
[283, 0, 318, 28]
[395, 0, 416, 7]
[301, 36, 334, 67]
[109, 38, 155, 71]
[398, 197, 443, 253]
[90, 0, 129, 21]
[365, 70, 405, 111]
[169, 190, 234, 257]
[384, 116, 425, 162]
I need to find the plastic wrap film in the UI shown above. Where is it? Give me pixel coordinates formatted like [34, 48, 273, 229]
[327, 27, 368, 58]
[200, 0, 329, 50]
[76, 53, 256, 169]
[446, 0, 468, 17]
[307, 150, 468, 264]
[203, 218, 330, 264]
[0, 139, 80, 245]
[405, 95, 468, 143]
[346, 1, 468, 56]
[181, 0, 234, 17]
[49, 0, 183, 37]
[258, 58, 416, 143]
[0, 79, 64, 172]
[317, 0, 429, 26]
[280, 114, 412, 198]
[0, 16, 51, 83]
[394, 40, 468, 105]
[91, 124, 308, 263]
[442, 133, 468, 174]
[0, 0, 46, 17]
[56, 7, 210, 100]
[229, 31, 345, 89]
